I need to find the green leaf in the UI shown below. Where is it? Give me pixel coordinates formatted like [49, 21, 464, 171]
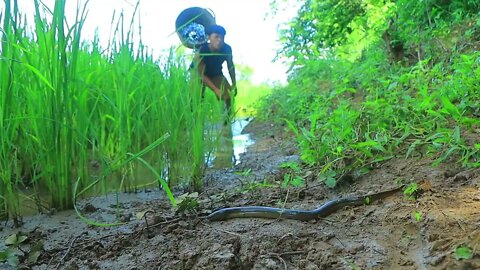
[28, 240, 43, 264]
[291, 176, 305, 187]
[412, 211, 422, 222]
[364, 196, 371, 205]
[5, 234, 28, 246]
[28, 251, 41, 264]
[441, 96, 461, 119]
[453, 126, 461, 144]
[403, 183, 418, 197]
[20, 63, 55, 91]
[4, 235, 16, 246]
[406, 140, 422, 158]
[30, 240, 44, 254]
[280, 161, 301, 173]
[175, 192, 199, 212]
[0, 250, 10, 262]
[325, 177, 336, 188]
[454, 245, 473, 260]
[7, 255, 19, 267]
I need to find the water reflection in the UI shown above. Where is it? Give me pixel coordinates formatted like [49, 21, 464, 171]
[209, 118, 255, 169]
[211, 125, 235, 169]
[14, 118, 255, 218]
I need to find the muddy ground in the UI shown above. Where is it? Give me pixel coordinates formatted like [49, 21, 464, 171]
[1, 119, 480, 270]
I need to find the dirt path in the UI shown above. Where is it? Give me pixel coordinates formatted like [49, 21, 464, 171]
[1, 119, 480, 269]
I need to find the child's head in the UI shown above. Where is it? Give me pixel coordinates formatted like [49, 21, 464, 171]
[206, 25, 226, 36]
[206, 25, 226, 50]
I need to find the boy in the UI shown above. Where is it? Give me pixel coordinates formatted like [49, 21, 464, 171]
[194, 24, 237, 114]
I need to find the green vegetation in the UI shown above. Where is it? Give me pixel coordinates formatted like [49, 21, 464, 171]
[279, 161, 305, 188]
[0, 233, 43, 268]
[403, 183, 419, 200]
[261, 0, 480, 188]
[412, 211, 422, 222]
[455, 245, 473, 260]
[234, 64, 273, 117]
[0, 0, 228, 223]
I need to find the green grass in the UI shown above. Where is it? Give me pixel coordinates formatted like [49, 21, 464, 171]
[234, 80, 273, 117]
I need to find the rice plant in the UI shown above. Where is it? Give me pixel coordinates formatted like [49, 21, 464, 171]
[0, 0, 224, 222]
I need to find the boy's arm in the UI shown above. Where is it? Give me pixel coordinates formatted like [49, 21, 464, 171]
[226, 54, 237, 95]
[195, 52, 221, 98]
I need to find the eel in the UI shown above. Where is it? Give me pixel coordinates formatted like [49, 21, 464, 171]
[207, 185, 404, 221]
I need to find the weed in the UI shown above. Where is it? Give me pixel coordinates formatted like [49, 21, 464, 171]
[175, 192, 200, 213]
[412, 211, 422, 222]
[455, 245, 473, 260]
[235, 168, 253, 177]
[403, 183, 419, 200]
[241, 180, 272, 194]
[280, 161, 305, 188]
[0, 233, 43, 268]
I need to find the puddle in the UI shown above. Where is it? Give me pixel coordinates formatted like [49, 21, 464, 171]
[208, 118, 255, 169]
[232, 118, 255, 164]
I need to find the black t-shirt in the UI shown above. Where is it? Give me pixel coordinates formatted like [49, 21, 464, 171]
[199, 43, 232, 77]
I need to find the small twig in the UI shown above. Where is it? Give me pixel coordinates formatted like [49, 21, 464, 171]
[373, 248, 386, 256]
[56, 236, 77, 269]
[332, 235, 346, 248]
[277, 233, 294, 244]
[143, 210, 155, 232]
[282, 188, 290, 208]
[46, 256, 55, 269]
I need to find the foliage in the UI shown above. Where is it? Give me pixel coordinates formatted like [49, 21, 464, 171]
[388, 0, 480, 62]
[175, 192, 200, 212]
[0, 0, 224, 222]
[235, 80, 273, 117]
[412, 211, 422, 222]
[278, 0, 394, 64]
[262, 0, 480, 188]
[240, 180, 272, 194]
[279, 161, 305, 188]
[0, 233, 43, 268]
[403, 183, 419, 200]
[455, 245, 473, 260]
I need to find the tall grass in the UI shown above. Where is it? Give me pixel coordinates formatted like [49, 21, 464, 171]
[0, 0, 18, 222]
[0, 0, 222, 222]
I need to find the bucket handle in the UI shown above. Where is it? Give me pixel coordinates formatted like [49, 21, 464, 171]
[205, 8, 216, 22]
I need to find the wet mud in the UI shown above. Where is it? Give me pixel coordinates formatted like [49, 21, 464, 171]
[1, 119, 480, 270]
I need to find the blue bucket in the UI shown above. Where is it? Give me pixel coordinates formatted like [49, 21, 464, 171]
[175, 7, 216, 49]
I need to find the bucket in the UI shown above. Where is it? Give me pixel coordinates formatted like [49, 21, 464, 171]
[175, 7, 216, 49]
